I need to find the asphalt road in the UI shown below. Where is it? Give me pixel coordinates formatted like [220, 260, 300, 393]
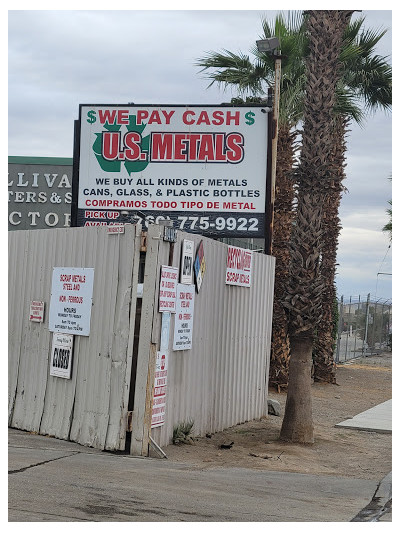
[8, 428, 384, 522]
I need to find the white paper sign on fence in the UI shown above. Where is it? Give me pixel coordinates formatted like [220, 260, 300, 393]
[151, 351, 168, 428]
[159, 265, 178, 313]
[173, 284, 195, 351]
[50, 332, 74, 379]
[225, 245, 252, 288]
[48, 267, 94, 336]
[180, 239, 194, 284]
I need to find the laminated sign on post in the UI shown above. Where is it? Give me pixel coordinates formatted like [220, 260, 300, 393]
[173, 284, 195, 351]
[48, 267, 94, 336]
[75, 104, 269, 237]
[151, 351, 168, 428]
[225, 245, 252, 287]
[159, 266, 178, 312]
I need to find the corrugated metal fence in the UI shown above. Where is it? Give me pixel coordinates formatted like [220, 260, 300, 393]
[9, 224, 275, 454]
[8, 225, 141, 450]
[147, 229, 275, 450]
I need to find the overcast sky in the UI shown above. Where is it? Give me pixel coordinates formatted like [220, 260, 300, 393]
[8, 6, 393, 301]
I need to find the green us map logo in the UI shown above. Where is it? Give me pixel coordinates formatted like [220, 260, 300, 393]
[87, 110, 150, 174]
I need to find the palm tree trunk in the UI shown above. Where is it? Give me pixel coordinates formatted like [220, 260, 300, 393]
[313, 117, 348, 382]
[280, 333, 314, 442]
[269, 124, 297, 391]
[280, 10, 353, 444]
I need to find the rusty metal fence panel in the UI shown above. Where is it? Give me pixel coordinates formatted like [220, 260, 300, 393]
[8, 225, 140, 450]
[147, 229, 275, 449]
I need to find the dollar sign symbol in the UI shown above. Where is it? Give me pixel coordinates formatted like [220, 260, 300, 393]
[87, 110, 96, 124]
[245, 111, 255, 125]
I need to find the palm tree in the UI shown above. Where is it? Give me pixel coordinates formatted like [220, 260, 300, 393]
[279, 10, 355, 444]
[197, 12, 307, 391]
[313, 19, 392, 382]
[382, 201, 392, 241]
[196, 12, 392, 390]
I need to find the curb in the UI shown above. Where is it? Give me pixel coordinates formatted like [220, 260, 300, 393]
[351, 472, 392, 522]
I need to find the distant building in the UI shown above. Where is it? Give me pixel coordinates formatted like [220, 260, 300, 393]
[8, 156, 73, 230]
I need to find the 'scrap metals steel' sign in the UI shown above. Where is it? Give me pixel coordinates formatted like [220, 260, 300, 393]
[75, 104, 269, 238]
[49, 267, 95, 336]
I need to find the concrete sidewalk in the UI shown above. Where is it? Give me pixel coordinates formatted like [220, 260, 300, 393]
[8, 428, 391, 522]
[334, 400, 392, 522]
[335, 399, 392, 434]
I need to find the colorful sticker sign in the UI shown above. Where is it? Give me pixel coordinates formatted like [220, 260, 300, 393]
[194, 241, 206, 293]
[76, 105, 269, 237]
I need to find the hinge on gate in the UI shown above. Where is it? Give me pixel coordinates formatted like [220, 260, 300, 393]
[140, 231, 147, 252]
[127, 411, 133, 432]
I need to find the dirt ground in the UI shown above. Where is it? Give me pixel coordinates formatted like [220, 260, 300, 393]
[163, 352, 392, 481]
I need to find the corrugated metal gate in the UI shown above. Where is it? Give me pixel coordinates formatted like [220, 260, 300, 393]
[8, 224, 275, 455]
[8, 225, 141, 450]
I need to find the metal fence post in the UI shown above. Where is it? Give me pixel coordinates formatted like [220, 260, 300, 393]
[362, 293, 370, 355]
[336, 295, 344, 363]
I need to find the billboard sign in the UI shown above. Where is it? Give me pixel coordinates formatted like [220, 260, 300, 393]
[75, 104, 269, 237]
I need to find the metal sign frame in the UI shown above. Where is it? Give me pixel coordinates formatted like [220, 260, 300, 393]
[72, 103, 271, 240]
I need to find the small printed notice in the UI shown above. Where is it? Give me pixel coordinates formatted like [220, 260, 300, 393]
[151, 351, 168, 428]
[173, 284, 195, 351]
[225, 245, 252, 288]
[48, 267, 94, 336]
[159, 265, 178, 313]
[29, 301, 45, 322]
[193, 240, 206, 293]
[50, 332, 74, 379]
[160, 312, 171, 351]
[107, 224, 125, 234]
[180, 239, 194, 284]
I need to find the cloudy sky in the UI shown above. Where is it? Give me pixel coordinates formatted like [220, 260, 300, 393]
[8, 5, 393, 301]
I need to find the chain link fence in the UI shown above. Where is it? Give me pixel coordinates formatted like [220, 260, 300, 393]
[335, 294, 392, 363]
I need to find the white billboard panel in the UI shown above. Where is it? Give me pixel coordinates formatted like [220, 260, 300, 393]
[76, 104, 269, 237]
